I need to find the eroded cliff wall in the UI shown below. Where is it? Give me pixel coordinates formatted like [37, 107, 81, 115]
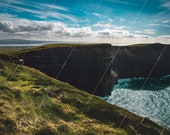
[7, 43, 170, 96]
[112, 43, 170, 79]
[21, 44, 116, 96]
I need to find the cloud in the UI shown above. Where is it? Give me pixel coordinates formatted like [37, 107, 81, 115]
[104, 0, 134, 5]
[162, 20, 169, 23]
[94, 29, 128, 38]
[93, 23, 113, 28]
[94, 29, 150, 39]
[158, 35, 170, 39]
[0, 14, 169, 44]
[92, 13, 103, 18]
[0, 20, 57, 33]
[0, 21, 15, 32]
[157, 35, 170, 43]
[0, 15, 92, 39]
[148, 23, 160, 26]
[54, 27, 92, 38]
[0, 16, 151, 41]
[18, 23, 53, 32]
[162, 1, 170, 9]
[0, 0, 77, 22]
[93, 22, 127, 29]
[120, 18, 125, 22]
[144, 29, 156, 35]
[134, 30, 142, 34]
[40, 4, 69, 12]
[161, 20, 170, 27]
[5, 0, 26, 5]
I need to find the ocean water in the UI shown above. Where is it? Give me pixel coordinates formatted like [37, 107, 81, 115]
[106, 75, 170, 129]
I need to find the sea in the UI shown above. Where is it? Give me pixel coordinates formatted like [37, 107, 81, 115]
[105, 75, 170, 129]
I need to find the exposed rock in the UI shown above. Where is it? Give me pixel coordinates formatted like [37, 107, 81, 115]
[5, 43, 170, 96]
[113, 43, 170, 79]
[21, 44, 116, 96]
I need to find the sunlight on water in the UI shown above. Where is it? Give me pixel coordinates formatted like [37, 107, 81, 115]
[106, 75, 170, 129]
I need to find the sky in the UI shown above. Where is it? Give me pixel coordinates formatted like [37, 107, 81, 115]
[0, 0, 170, 44]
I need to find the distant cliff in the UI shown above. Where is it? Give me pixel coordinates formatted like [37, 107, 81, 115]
[2, 43, 170, 96]
[112, 43, 170, 79]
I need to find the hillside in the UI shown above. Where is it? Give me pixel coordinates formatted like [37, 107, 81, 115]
[0, 59, 126, 135]
[0, 58, 170, 134]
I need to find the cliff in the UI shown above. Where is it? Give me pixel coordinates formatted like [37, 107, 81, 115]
[112, 43, 170, 79]
[12, 44, 116, 96]
[2, 43, 169, 97]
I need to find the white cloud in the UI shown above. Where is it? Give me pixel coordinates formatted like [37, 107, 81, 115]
[0, 1, 77, 22]
[144, 29, 156, 35]
[93, 23, 113, 28]
[162, 20, 169, 24]
[157, 35, 170, 44]
[94, 29, 150, 39]
[92, 13, 103, 18]
[148, 23, 160, 26]
[95, 29, 129, 38]
[40, 4, 69, 12]
[158, 35, 170, 39]
[120, 18, 125, 22]
[161, 20, 170, 27]
[105, 0, 134, 5]
[162, 1, 170, 9]
[0, 14, 169, 44]
[93, 22, 127, 29]
[134, 30, 142, 34]
[0, 15, 92, 40]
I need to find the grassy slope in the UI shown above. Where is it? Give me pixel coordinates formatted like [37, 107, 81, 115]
[0, 59, 127, 135]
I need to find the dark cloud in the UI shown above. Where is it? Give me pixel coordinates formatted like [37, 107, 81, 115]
[0, 21, 15, 32]
[18, 24, 53, 32]
[0, 21, 54, 33]
[99, 32, 110, 36]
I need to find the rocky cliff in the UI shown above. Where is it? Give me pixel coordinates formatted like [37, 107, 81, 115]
[16, 44, 116, 96]
[112, 43, 170, 79]
[3, 43, 170, 96]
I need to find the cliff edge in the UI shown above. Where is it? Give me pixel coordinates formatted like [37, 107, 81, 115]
[1, 43, 170, 96]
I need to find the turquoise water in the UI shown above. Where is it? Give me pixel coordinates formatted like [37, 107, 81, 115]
[106, 75, 170, 129]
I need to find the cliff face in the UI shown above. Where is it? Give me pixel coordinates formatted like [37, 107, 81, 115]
[12, 43, 170, 96]
[113, 43, 170, 79]
[21, 44, 116, 96]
